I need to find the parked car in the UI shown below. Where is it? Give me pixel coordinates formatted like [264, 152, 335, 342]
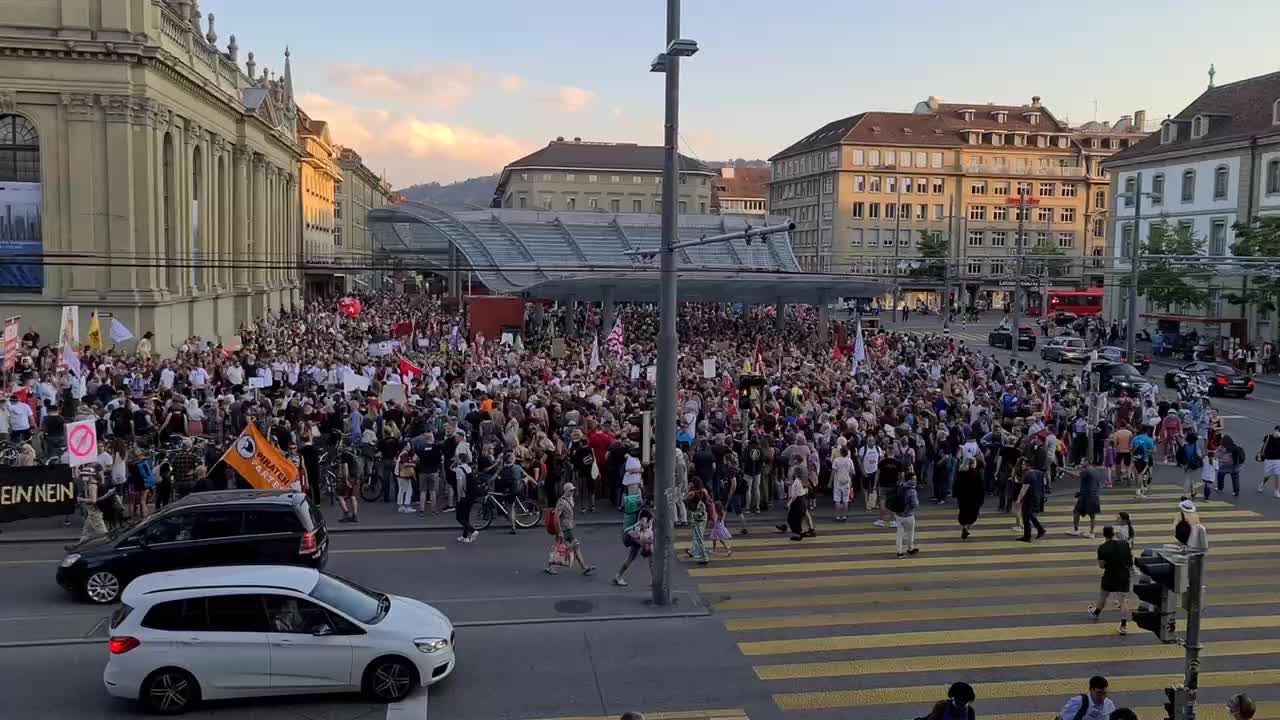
[1163, 362, 1256, 398]
[1092, 361, 1158, 396]
[1097, 345, 1151, 373]
[59, 490, 328, 605]
[1051, 311, 1079, 327]
[1040, 336, 1090, 363]
[104, 565, 455, 714]
[989, 324, 1037, 351]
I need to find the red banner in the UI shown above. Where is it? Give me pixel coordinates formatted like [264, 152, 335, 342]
[3, 317, 18, 372]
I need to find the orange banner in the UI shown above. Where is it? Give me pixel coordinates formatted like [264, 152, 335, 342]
[221, 423, 299, 491]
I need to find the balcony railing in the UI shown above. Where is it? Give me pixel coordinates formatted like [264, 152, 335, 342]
[964, 163, 1086, 178]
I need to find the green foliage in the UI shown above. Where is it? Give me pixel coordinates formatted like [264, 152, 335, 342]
[1130, 221, 1211, 310]
[1228, 217, 1280, 313]
[1026, 243, 1071, 278]
[913, 230, 947, 278]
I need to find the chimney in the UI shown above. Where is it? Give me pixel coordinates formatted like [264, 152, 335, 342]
[555, 136, 565, 142]
[1031, 95, 1042, 108]
[573, 136, 581, 142]
[721, 167, 735, 179]
[1133, 110, 1147, 132]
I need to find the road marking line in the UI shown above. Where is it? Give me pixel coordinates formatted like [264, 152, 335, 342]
[717, 574, 1279, 612]
[725, 592, 1278, 632]
[690, 542, 1271, 577]
[977, 705, 1276, 720]
[683, 530, 1280, 562]
[687, 518, 1276, 550]
[772, 669, 1280, 710]
[739, 615, 1280, 655]
[333, 547, 446, 555]
[526, 711, 748, 720]
[698, 557, 1262, 594]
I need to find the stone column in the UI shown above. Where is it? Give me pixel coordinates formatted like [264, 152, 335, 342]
[265, 167, 275, 288]
[153, 107, 170, 294]
[207, 136, 221, 292]
[131, 99, 159, 295]
[233, 146, 251, 290]
[775, 301, 786, 331]
[102, 95, 138, 293]
[182, 121, 200, 294]
[252, 153, 267, 288]
[817, 291, 830, 345]
[287, 173, 298, 288]
[601, 286, 615, 338]
[62, 93, 98, 294]
[170, 119, 188, 295]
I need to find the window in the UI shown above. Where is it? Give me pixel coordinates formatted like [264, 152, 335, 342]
[1209, 219, 1227, 255]
[854, 175, 865, 192]
[1057, 232, 1075, 249]
[971, 181, 987, 195]
[1061, 184, 1077, 198]
[902, 177, 913, 194]
[610, 199, 621, 213]
[143, 598, 210, 632]
[1122, 177, 1136, 207]
[632, 199, 642, 212]
[1192, 116, 1205, 138]
[823, 175, 834, 194]
[933, 204, 944, 220]
[917, 177, 928, 195]
[1037, 208, 1052, 223]
[1093, 218, 1105, 238]
[678, 201, 687, 214]
[885, 150, 896, 166]
[139, 513, 195, 544]
[853, 149, 865, 165]
[566, 197, 576, 211]
[869, 203, 881, 219]
[991, 231, 1007, 247]
[993, 182, 1010, 196]
[264, 594, 344, 635]
[967, 260, 983, 275]
[192, 510, 244, 540]
[520, 172, 528, 181]
[1182, 169, 1196, 202]
[916, 204, 927, 221]
[1268, 160, 1280, 195]
[1094, 189, 1106, 209]
[852, 202, 865, 218]
[968, 230, 984, 247]
[968, 205, 987, 221]
[589, 198, 599, 210]
[993, 206, 1008, 221]
[869, 150, 880, 165]
[900, 152, 912, 168]
[700, 201, 707, 214]
[932, 178, 944, 194]
[565, 174, 575, 182]
[885, 203, 897, 219]
[588, 175, 599, 183]
[900, 203, 910, 220]
[1275, 99, 1280, 125]
[1060, 208, 1075, 223]
[207, 595, 270, 633]
[1017, 181, 1032, 196]
[916, 152, 927, 167]
[1213, 166, 1229, 200]
[1120, 223, 1135, 258]
[931, 152, 944, 168]
[828, 150, 839, 167]
[1035, 232, 1048, 247]
[633, 176, 643, 184]
[870, 176, 882, 192]
[899, 230, 911, 247]
[823, 202, 833, 221]
[850, 228, 864, 247]
[518, 196, 528, 209]
[886, 176, 897, 194]
[1039, 182, 1056, 197]
[656, 200, 663, 213]
[679, 174, 686, 184]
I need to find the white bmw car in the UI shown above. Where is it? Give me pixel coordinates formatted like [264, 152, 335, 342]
[104, 565, 454, 715]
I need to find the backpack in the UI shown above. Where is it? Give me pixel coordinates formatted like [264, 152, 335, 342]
[1054, 694, 1091, 720]
[1230, 444, 1246, 466]
[887, 484, 909, 514]
[1184, 446, 1204, 471]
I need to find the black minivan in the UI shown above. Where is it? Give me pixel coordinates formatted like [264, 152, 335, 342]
[58, 490, 328, 604]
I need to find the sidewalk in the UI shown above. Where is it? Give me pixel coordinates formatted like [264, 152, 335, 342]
[0, 497, 651, 545]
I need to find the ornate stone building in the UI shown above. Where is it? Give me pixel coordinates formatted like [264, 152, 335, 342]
[0, 0, 303, 352]
[297, 107, 341, 297]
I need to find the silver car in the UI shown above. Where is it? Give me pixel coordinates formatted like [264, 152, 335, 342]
[1040, 336, 1089, 363]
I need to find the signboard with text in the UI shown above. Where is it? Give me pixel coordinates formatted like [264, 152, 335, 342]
[0, 466, 75, 524]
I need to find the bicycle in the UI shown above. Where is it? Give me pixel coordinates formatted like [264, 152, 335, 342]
[469, 489, 543, 530]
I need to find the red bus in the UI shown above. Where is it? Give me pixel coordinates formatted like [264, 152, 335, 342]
[1028, 288, 1103, 317]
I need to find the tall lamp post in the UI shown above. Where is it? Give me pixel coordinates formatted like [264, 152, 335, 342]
[650, 0, 697, 607]
[1117, 173, 1161, 362]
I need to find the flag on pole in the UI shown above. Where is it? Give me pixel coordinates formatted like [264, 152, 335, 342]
[109, 318, 134, 344]
[1041, 386, 1053, 422]
[752, 342, 765, 377]
[590, 333, 601, 371]
[606, 316, 625, 361]
[62, 341, 82, 378]
[513, 334, 525, 353]
[86, 312, 104, 353]
[399, 356, 424, 382]
[851, 321, 866, 376]
[449, 325, 462, 352]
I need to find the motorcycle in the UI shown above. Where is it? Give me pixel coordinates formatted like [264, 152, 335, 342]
[1174, 374, 1211, 404]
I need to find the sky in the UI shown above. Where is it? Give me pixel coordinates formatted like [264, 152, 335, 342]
[204, 0, 1280, 187]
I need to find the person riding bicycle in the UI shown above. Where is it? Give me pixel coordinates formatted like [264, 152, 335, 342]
[495, 450, 528, 534]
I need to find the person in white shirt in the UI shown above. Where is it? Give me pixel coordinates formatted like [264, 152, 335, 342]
[224, 363, 244, 388]
[158, 364, 175, 390]
[1057, 677, 1116, 720]
[622, 451, 643, 496]
[831, 446, 855, 521]
[7, 395, 34, 442]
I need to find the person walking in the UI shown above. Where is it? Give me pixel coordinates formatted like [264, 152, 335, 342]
[741, 435, 765, 514]
[336, 449, 359, 523]
[1132, 424, 1156, 498]
[1088, 525, 1134, 634]
[1215, 434, 1245, 497]
[545, 481, 595, 575]
[453, 453, 478, 543]
[1056, 676, 1115, 720]
[612, 508, 654, 587]
[920, 682, 976, 720]
[74, 464, 109, 545]
[395, 445, 417, 513]
[954, 441, 985, 540]
[1015, 458, 1047, 543]
[831, 445, 855, 521]
[1257, 426, 1280, 498]
[888, 473, 919, 558]
[1068, 460, 1102, 539]
[672, 446, 690, 526]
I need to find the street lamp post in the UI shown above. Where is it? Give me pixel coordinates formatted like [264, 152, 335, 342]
[891, 167, 903, 321]
[650, 0, 697, 607]
[1118, 173, 1161, 363]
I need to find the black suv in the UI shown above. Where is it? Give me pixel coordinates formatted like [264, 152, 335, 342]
[58, 490, 328, 604]
[989, 325, 1036, 351]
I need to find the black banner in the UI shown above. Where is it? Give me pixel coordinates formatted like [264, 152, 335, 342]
[0, 465, 75, 523]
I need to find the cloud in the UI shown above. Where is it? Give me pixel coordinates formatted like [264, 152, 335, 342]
[497, 73, 528, 92]
[298, 93, 531, 184]
[543, 85, 594, 113]
[327, 63, 477, 109]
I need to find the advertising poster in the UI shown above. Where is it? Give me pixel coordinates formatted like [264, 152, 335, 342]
[0, 181, 43, 291]
[3, 316, 17, 371]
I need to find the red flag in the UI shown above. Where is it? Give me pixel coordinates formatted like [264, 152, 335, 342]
[399, 356, 424, 381]
[392, 321, 413, 338]
[337, 297, 362, 318]
[752, 343, 765, 376]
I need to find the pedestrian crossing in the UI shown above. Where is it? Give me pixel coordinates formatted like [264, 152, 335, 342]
[527, 710, 749, 720]
[682, 485, 1280, 719]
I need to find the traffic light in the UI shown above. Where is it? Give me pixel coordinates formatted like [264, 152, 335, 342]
[1133, 550, 1180, 643]
[1164, 684, 1187, 720]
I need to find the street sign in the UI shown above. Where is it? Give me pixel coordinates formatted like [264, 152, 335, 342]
[66, 419, 98, 467]
[1006, 196, 1041, 205]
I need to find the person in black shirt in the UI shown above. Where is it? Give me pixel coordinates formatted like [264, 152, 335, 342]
[741, 436, 765, 513]
[1089, 525, 1134, 634]
[1014, 460, 1046, 542]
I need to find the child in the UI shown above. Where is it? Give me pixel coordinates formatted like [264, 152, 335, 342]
[1102, 438, 1116, 489]
[708, 500, 733, 556]
[1199, 451, 1217, 501]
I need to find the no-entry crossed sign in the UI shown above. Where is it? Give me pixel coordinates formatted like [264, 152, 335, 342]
[66, 419, 99, 467]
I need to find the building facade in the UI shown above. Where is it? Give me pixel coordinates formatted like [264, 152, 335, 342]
[492, 137, 715, 214]
[0, 0, 302, 352]
[1103, 70, 1280, 343]
[769, 96, 1148, 309]
[296, 108, 341, 296]
[712, 166, 769, 218]
[335, 147, 393, 292]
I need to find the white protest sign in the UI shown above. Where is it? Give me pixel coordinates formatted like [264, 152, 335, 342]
[702, 358, 717, 379]
[367, 340, 394, 357]
[646, 365, 657, 383]
[381, 382, 408, 406]
[343, 374, 371, 393]
[66, 419, 98, 467]
[630, 364, 641, 381]
[248, 376, 271, 389]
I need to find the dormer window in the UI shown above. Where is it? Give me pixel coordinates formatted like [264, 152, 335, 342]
[968, 131, 979, 145]
[994, 111, 1007, 123]
[1191, 115, 1207, 139]
[1036, 135, 1048, 148]
[961, 109, 975, 122]
[1161, 122, 1178, 144]
[990, 133, 1004, 146]
[1027, 112, 1041, 125]
[1058, 137, 1069, 149]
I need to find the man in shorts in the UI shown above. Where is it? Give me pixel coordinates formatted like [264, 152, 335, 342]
[1131, 424, 1156, 498]
[1258, 427, 1280, 498]
[546, 482, 595, 575]
[336, 450, 359, 523]
[831, 445, 855, 521]
[1110, 424, 1134, 486]
[1089, 526, 1134, 635]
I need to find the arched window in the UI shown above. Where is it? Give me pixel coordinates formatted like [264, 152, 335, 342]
[1213, 165, 1229, 200]
[0, 114, 43, 290]
[1181, 169, 1196, 203]
[1267, 159, 1280, 196]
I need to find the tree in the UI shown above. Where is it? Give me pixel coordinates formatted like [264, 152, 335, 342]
[1128, 220, 1212, 310]
[1026, 243, 1071, 279]
[1228, 217, 1280, 315]
[912, 230, 948, 279]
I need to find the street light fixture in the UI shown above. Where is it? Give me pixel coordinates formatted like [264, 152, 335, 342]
[666, 38, 699, 57]
[1116, 175, 1163, 364]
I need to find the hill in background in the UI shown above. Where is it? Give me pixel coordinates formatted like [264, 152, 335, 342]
[396, 160, 769, 209]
